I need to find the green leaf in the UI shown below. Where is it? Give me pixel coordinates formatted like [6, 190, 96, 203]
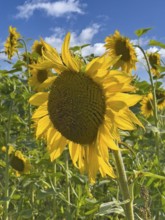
[13, 60, 24, 69]
[157, 66, 165, 73]
[17, 41, 24, 48]
[19, 209, 33, 218]
[0, 68, 21, 74]
[96, 201, 126, 216]
[149, 39, 165, 49]
[85, 207, 99, 215]
[12, 194, 21, 200]
[70, 44, 90, 52]
[134, 170, 165, 180]
[135, 27, 152, 37]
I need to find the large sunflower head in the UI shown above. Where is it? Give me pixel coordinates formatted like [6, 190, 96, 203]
[2, 146, 31, 176]
[148, 52, 161, 77]
[140, 93, 153, 118]
[28, 68, 54, 91]
[4, 26, 21, 60]
[29, 32, 143, 183]
[104, 30, 137, 73]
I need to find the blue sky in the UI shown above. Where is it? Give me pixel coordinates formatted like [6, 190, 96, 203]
[1, 0, 165, 83]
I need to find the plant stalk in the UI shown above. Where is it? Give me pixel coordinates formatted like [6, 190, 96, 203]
[53, 161, 57, 218]
[113, 150, 134, 220]
[134, 45, 158, 127]
[135, 45, 160, 156]
[65, 153, 71, 213]
[4, 101, 13, 220]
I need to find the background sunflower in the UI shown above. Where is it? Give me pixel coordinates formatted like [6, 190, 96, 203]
[104, 30, 137, 73]
[148, 52, 161, 77]
[4, 26, 21, 60]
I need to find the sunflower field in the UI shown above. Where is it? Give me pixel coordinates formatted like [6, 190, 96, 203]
[0, 26, 165, 220]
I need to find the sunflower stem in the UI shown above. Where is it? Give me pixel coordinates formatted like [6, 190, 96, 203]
[18, 38, 30, 77]
[65, 153, 71, 214]
[113, 150, 134, 220]
[135, 45, 160, 157]
[53, 161, 57, 218]
[18, 39, 32, 140]
[135, 45, 158, 126]
[4, 101, 13, 220]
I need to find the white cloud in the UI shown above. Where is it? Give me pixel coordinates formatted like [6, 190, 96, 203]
[131, 37, 149, 47]
[159, 48, 165, 58]
[16, 0, 85, 19]
[79, 24, 100, 43]
[0, 41, 6, 60]
[44, 24, 105, 56]
[146, 46, 159, 53]
[0, 52, 7, 60]
[81, 43, 105, 56]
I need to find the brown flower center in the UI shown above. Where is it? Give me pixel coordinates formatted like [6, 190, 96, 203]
[48, 71, 106, 145]
[37, 70, 48, 83]
[34, 44, 43, 56]
[156, 92, 165, 105]
[10, 155, 24, 172]
[115, 39, 131, 61]
[146, 100, 153, 111]
[149, 54, 158, 69]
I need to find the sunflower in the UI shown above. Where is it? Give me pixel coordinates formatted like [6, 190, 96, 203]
[28, 68, 54, 91]
[156, 90, 165, 110]
[2, 146, 31, 176]
[148, 52, 161, 77]
[140, 93, 153, 118]
[32, 40, 44, 56]
[4, 26, 21, 60]
[104, 30, 137, 73]
[29, 33, 143, 183]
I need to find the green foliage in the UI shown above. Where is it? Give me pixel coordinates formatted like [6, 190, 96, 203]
[0, 27, 165, 220]
[149, 39, 165, 49]
[134, 27, 152, 37]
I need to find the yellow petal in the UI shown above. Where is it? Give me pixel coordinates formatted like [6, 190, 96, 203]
[86, 55, 120, 77]
[69, 142, 81, 167]
[29, 92, 48, 106]
[108, 101, 126, 112]
[29, 60, 55, 70]
[36, 115, 51, 138]
[46, 127, 56, 143]
[85, 145, 99, 183]
[32, 38, 67, 74]
[99, 157, 116, 178]
[115, 110, 136, 130]
[107, 93, 142, 107]
[86, 56, 100, 76]
[127, 109, 144, 128]
[32, 102, 48, 119]
[39, 76, 57, 89]
[99, 131, 120, 150]
[62, 32, 80, 72]
[78, 147, 85, 172]
[103, 82, 135, 93]
[49, 143, 66, 161]
[98, 141, 109, 162]
[49, 130, 62, 147]
[41, 38, 65, 67]
[98, 124, 120, 150]
[48, 134, 68, 154]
